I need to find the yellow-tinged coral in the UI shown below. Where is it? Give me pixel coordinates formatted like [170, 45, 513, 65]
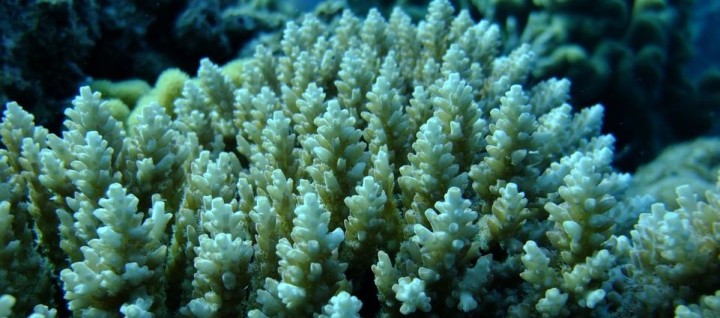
[130, 68, 190, 128]
[221, 58, 250, 87]
[152, 68, 190, 114]
[89, 78, 151, 108]
[103, 98, 130, 122]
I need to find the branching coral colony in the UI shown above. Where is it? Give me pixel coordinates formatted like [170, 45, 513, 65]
[1, 0, 719, 317]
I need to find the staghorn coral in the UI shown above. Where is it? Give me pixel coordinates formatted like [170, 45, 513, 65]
[629, 137, 720, 210]
[1, 0, 719, 317]
[0, 0, 340, 139]
[470, 0, 716, 171]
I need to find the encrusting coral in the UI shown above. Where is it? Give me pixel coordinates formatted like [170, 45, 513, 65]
[1, 0, 719, 317]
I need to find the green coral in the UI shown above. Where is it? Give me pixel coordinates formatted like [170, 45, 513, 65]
[471, 0, 709, 170]
[630, 138, 720, 210]
[1, 1, 718, 317]
[60, 184, 171, 316]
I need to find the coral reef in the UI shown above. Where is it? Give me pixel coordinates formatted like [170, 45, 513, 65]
[0, 0, 332, 135]
[1, 1, 719, 317]
[629, 138, 720, 210]
[471, 0, 717, 170]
